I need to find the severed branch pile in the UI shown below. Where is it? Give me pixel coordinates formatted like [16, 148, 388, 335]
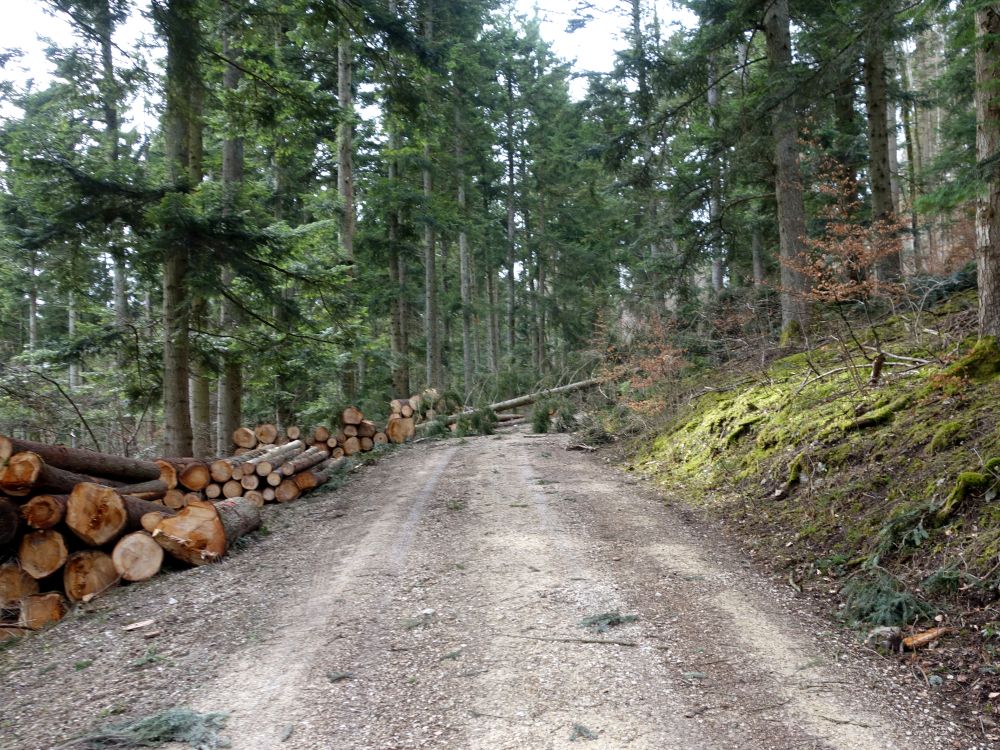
[0, 405, 395, 640]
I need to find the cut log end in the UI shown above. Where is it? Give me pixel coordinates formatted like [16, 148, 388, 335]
[112, 531, 164, 582]
[19, 592, 68, 629]
[232, 427, 258, 450]
[0, 563, 39, 606]
[19, 529, 69, 580]
[66, 483, 127, 546]
[64, 550, 118, 602]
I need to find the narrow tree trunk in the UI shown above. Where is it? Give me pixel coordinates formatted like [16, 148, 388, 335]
[458, 155, 474, 400]
[751, 226, 765, 286]
[189, 297, 212, 458]
[763, 0, 810, 342]
[487, 271, 501, 373]
[159, 0, 200, 458]
[864, 30, 902, 281]
[218, 19, 244, 456]
[505, 74, 517, 358]
[337, 10, 355, 264]
[976, 5, 1000, 338]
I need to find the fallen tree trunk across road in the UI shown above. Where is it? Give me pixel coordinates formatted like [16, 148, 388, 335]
[425, 377, 604, 428]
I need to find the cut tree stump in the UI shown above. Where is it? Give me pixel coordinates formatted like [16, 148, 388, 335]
[254, 423, 278, 445]
[19, 592, 67, 629]
[112, 531, 163, 582]
[18, 530, 69, 579]
[64, 550, 118, 602]
[341, 407, 364, 426]
[0, 563, 39, 606]
[0, 436, 160, 483]
[21, 494, 68, 530]
[151, 498, 260, 566]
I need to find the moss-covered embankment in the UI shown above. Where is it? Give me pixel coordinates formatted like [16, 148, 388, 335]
[628, 291, 1000, 629]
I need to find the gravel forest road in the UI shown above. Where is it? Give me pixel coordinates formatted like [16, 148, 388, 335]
[0, 429, 985, 750]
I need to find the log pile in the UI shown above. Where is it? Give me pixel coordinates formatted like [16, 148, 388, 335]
[0, 416, 369, 639]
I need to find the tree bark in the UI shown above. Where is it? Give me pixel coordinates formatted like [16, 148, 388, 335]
[763, 0, 810, 342]
[151, 498, 260, 565]
[158, 0, 201, 458]
[864, 27, 902, 281]
[977, 5, 1000, 338]
[0, 437, 160, 483]
[457, 122, 474, 400]
[0, 497, 21, 550]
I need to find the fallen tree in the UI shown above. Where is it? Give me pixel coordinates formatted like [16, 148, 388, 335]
[422, 378, 604, 428]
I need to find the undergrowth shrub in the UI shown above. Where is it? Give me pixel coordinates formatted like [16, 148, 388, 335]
[840, 569, 935, 626]
[532, 401, 552, 433]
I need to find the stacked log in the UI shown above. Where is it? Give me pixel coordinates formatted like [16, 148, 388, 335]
[386, 400, 416, 444]
[0, 418, 365, 637]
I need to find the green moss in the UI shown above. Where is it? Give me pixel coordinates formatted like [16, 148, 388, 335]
[928, 421, 968, 454]
[779, 319, 803, 347]
[787, 452, 806, 484]
[841, 394, 912, 432]
[936, 471, 991, 523]
[946, 337, 1000, 381]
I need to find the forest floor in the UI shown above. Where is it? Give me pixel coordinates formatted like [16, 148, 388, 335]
[0, 427, 990, 750]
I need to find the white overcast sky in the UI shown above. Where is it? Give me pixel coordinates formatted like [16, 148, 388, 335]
[0, 0, 697, 123]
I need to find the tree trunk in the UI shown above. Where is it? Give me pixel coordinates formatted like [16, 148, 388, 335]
[112, 531, 164, 582]
[189, 297, 212, 458]
[763, 0, 810, 342]
[151, 498, 260, 566]
[0, 563, 38, 606]
[487, 270, 500, 373]
[429, 378, 602, 427]
[457, 127, 474, 399]
[18, 530, 69, 580]
[0, 436, 160, 482]
[65, 482, 174, 547]
[505, 74, 517, 360]
[338, 10, 355, 264]
[158, 0, 201, 458]
[21, 494, 68, 530]
[19, 592, 68, 629]
[0, 452, 119, 497]
[864, 29, 902, 281]
[0, 497, 20, 550]
[64, 550, 118, 602]
[977, 5, 1000, 339]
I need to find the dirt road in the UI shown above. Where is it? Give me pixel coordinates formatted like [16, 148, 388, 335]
[0, 429, 984, 749]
